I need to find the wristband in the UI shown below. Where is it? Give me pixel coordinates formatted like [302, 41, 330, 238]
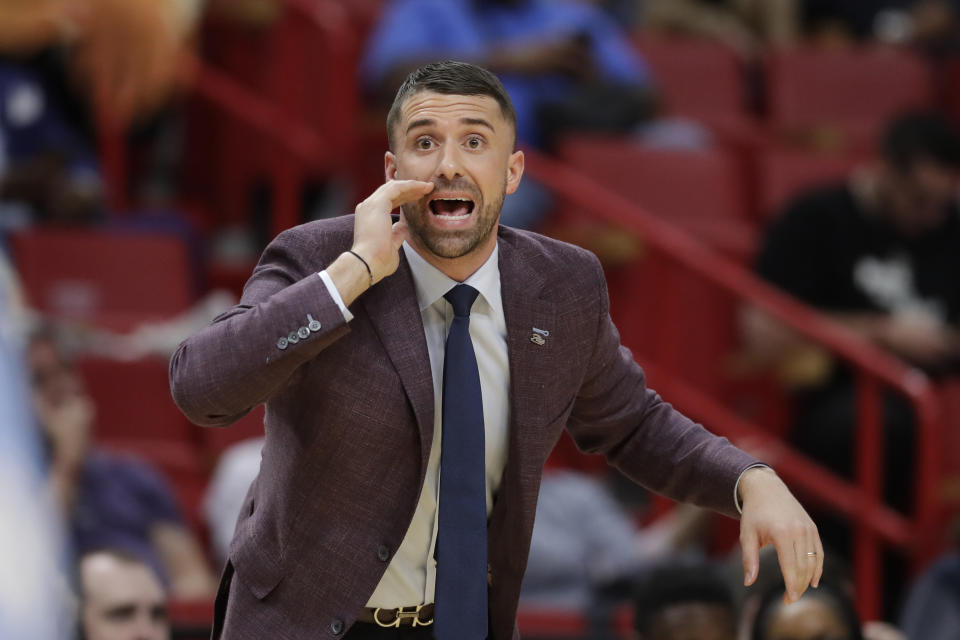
[348, 250, 374, 287]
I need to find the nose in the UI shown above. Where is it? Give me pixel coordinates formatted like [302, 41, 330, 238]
[435, 141, 464, 181]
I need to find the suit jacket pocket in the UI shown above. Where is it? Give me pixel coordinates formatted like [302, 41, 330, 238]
[229, 499, 285, 600]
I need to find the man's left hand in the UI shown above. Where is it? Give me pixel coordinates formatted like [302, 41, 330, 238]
[738, 466, 823, 602]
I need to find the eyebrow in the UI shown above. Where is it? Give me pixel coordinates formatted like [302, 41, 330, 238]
[405, 117, 496, 135]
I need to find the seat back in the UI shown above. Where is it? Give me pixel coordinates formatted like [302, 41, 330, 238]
[10, 229, 193, 330]
[766, 46, 933, 146]
[635, 36, 747, 121]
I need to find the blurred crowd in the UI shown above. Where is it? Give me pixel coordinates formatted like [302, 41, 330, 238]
[3, 0, 960, 639]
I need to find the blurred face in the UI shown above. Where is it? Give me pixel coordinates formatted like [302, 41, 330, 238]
[80, 554, 169, 640]
[644, 603, 736, 640]
[27, 338, 81, 409]
[386, 90, 523, 276]
[762, 597, 851, 640]
[880, 159, 959, 235]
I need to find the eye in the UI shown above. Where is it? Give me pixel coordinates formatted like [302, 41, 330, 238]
[416, 137, 434, 150]
[466, 136, 483, 150]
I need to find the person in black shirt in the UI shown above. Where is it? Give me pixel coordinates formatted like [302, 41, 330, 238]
[748, 111, 960, 617]
[751, 110, 960, 509]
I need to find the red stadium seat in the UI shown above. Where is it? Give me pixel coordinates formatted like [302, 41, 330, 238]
[635, 36, 762, 150]
[556, 135, 755, 257]
[553, 136, 748, 398]
[635, 36, 748, 122]
[765, 46, 933, 148]
[10, 229, 194, 331]
[757, 147, 865, 219]
[78, 357, 195, 444]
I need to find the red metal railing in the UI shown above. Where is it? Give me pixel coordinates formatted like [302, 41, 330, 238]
[93, 0, 947, 629]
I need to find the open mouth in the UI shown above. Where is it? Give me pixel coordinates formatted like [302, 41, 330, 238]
[428, 196, 475, 221]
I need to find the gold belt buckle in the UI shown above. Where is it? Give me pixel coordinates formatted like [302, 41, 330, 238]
[373, 604, 433, 628]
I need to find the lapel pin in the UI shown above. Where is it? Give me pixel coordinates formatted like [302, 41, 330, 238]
[530, 327, 549, 346]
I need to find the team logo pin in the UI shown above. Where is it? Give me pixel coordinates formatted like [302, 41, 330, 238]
[530, 327, 549, 346]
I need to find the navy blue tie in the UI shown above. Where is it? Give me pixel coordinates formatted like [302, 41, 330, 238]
[435, 284, 487, 639]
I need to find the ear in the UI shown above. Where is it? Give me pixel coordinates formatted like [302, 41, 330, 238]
[385, 151, 398, 181]
[505, 149, 524, 195]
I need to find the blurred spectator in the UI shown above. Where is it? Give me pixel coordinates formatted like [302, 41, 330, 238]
[77, 549, 170, 640]
[28, 326, 216, 599]
[731, 547, 905, 640]
[746, 111, 960, 510]
[899, 552, 960, 640]
[0, 59, 102, 229]
[0, 269, 68, 640]
[0, 0, 202, 127]
[362, 0, 656, 229]
[643, 0, 800, 54]
[632, 561, 737, 640]
[520, 469, 710, 611]
[202, 436, 263, 566]
[750, 581, 864, 640]
[802, 0, 960, 49]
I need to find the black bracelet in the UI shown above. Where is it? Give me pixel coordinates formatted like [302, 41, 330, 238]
[348, 250, 374, 286]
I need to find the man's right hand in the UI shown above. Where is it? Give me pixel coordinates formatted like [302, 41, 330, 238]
[327, 180, 434, 307]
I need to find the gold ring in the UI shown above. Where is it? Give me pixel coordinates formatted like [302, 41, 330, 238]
[806, 551, 817, 556]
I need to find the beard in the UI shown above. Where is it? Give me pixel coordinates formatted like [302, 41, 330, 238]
[401, 176, 505, 259]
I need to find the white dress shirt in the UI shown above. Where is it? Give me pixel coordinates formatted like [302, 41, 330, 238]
[319, 242, 510, 607]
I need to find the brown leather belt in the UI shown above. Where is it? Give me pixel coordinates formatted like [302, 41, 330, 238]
[356, 604, 434, 627]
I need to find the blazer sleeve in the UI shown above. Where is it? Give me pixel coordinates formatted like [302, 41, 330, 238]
[169, 225, 351, 427]
[565, 254, 760, 518]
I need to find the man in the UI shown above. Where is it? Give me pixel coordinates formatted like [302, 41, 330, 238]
[170, 61, 821, 639]
[28, 328, 216, 599]
[77, 549, 170, 640]
[632, 563, 737, 640]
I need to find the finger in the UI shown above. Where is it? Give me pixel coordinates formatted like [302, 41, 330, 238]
[382, 179, 434, 210]
[812, 526, 825, 588]
[740, 526, 760, 587]
[775, 536, 800, 603]
[391, 217, 409, 250]
[798, 528, 820, 595]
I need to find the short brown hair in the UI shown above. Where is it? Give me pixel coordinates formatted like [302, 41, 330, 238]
[386, 60, 517, 150]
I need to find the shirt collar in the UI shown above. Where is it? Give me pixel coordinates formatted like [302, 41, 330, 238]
[402, 241, 502, 314]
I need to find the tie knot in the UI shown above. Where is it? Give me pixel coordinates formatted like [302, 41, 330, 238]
[444, 284, 479, 318]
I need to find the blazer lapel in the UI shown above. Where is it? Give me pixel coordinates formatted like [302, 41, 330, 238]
[360, 251, 435, 474]
[489, 228, 557, 543]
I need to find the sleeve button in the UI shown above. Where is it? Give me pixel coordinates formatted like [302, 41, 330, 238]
[330, 619, 344, 635]
[377, 544, 390, 562]
[277, 337, 288, 350]
[287, 331, 299, 344]
[298, 326, 310, 339]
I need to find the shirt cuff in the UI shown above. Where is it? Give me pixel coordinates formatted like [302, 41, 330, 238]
[318, 271, 354, 322]
[734, 463, 772, 515]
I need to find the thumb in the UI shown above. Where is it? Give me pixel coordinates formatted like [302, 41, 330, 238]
[741, 527, 760, 587]
[391, 217, 409, 250]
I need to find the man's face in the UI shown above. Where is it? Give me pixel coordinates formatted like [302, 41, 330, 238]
[386, 91, 523, 267]
[643, 603, 736, 640]
[881, 159, 959, 235]
[27, 338, 81, 409]
[80, 554, 169, 640]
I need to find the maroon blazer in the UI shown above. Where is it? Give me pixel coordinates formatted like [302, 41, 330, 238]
[169, 216, 759, 640]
